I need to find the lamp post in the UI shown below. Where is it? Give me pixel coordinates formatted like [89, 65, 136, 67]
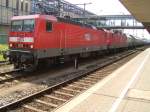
[74, 2, 92, 17]
[57, 0, 61, 17]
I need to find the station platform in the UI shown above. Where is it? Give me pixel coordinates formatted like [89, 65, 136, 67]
[54, 48, 150, 112]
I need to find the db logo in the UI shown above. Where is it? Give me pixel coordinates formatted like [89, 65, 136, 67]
[84, 33, 92, 41]
[17, 37, 23, 42]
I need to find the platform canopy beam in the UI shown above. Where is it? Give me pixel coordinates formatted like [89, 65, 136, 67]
[120, 0, 150, 33]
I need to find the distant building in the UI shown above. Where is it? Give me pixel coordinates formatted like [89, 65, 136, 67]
[0, 0, 31, 25]
[0, 0, 31, 43]
[31, 0, 95, 18]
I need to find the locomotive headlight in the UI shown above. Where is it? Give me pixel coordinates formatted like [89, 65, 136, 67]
[9, 43, 13, 47]
[30, 45, 33, 49]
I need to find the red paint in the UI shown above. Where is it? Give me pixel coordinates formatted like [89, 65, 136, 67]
[9, 14, 127, 49]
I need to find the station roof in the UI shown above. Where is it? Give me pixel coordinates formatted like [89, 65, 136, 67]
[120, 0, 150, 33]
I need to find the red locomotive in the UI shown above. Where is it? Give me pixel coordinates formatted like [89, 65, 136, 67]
[7, 14, 140, 70]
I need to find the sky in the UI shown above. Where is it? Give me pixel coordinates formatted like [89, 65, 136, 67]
[65, 0, 150, 40]
[65, 0, 129, 15]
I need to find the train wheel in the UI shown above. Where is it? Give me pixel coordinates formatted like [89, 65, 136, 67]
[24, 60, 38, 72]
[24, 64, 37, 72]
[14, 63, 19, 69]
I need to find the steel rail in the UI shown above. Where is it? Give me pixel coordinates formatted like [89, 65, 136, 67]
[0, 50, 138, 112]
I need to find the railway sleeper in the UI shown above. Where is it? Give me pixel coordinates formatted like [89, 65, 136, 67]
[83, 77, 99, 82]
[87, 74, 104, 77]
[65, 85, 85, 91]
[69, 84, 88, 90]
[73, 82, 92, 87]
[50, 92, 71, 100]
[57, 89, 77, 96]
[87, 74, 105, 79]
[25, 101, 56, 112]
[94, 71, 111, 74]
[0, 76, 6, 80]
[39, 96, 63, 106]
[35, 99, 58, 108]
[5, 74, 13, 78]
[62, 87, 81, 93]
[44, 95, 67, 102]
[79, 79, 96, 84]
[60, 88, 80, 95]
[23, 105, 46, 112]
[91, 72, 108, 76]
[54, 91, 74, 97]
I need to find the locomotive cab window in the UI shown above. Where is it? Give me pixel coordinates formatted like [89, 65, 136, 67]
[23, 19, 35, 32]
[11, 19, 35, 32]
[11, 20, 23, 31]
[46, 21, 52, 32]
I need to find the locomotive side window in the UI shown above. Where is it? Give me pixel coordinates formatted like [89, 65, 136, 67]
[46, 21, 52, 32]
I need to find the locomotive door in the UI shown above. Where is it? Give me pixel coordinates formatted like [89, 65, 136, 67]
[59, 23, 66, 55]
[106, 32, 111, 49]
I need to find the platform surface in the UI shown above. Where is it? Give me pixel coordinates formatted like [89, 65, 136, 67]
[55, 48, 150, 112]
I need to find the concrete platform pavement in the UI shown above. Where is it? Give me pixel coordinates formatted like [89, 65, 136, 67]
[54, 48, 150, 112]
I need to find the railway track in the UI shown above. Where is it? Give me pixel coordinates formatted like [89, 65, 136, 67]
[0, 49, 140, 112]
[0, 61, 10, 66]
[0, 69, 22, 84]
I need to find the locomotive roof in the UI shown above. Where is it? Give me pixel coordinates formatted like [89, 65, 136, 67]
[57, 17, 95, 29]
[11, 14, 57, 22]
[11, 14, 96, 30]
[11, 14, 110, 31]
